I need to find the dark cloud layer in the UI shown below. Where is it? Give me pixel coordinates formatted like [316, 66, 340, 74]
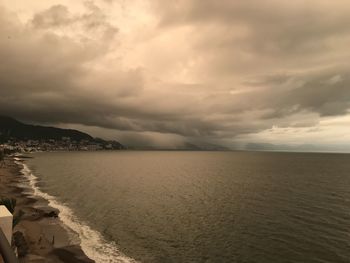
[1, 1, 350, 149]
[32, 2, 118, 40]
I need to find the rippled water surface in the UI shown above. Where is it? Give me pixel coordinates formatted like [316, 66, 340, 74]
[27, 151, 350, 263]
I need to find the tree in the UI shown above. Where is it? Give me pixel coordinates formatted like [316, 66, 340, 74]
[0, 149, 5, 167]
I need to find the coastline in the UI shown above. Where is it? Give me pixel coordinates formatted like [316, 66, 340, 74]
[0, 156, 94, 263]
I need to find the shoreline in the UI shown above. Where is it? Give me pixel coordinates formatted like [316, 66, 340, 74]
[0, 156, 94, 263]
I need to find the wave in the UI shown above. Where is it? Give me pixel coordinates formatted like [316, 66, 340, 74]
[14, 158, 138, 263]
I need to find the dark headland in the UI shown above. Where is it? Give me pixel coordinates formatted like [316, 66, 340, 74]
[0, 116, 124, 152]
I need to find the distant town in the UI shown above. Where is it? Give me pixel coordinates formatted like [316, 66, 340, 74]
[0, 137, 125, 153]
[0, 116, 125, 153]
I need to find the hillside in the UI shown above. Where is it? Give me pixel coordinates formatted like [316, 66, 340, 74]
[0, 116, 124, 149]
[0, 116, 93, 142]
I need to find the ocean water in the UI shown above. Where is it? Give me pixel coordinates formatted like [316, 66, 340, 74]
[24, 151, 350, 263]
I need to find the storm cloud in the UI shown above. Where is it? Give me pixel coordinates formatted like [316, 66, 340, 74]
[1, 0, 350, 149]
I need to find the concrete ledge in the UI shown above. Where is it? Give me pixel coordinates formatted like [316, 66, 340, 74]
[0, 206, 13, 244]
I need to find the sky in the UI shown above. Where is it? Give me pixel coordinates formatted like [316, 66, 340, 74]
[1, 0, 350, 151]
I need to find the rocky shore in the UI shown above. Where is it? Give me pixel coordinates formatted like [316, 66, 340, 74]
[0, 157, 94, 263]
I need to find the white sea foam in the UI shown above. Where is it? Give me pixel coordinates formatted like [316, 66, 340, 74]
[15, 159, 138, 263]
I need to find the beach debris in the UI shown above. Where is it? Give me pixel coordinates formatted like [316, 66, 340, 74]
[33, 208, 59, 218]
[44, 210, 59, 218]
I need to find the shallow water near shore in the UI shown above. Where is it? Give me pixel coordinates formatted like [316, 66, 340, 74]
[17, 158, 134, 263]
[25, 151, 350, 263]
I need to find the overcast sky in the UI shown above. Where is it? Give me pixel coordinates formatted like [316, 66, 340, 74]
[1, 0, 350, 150]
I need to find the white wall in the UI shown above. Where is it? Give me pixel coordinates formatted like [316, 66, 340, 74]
[0, 206, 13, 244]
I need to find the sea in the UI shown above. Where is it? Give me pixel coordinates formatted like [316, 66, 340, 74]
[20, 151, 350, 263]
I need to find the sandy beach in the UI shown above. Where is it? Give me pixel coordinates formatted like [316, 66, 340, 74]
[0, 156, 94, 263]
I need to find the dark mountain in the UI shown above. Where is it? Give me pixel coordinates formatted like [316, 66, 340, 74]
[0, 116, 92, 142]
[0, 116, 124, 149]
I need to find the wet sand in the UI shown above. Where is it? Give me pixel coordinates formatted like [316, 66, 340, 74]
[0, 157, 94, 263]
